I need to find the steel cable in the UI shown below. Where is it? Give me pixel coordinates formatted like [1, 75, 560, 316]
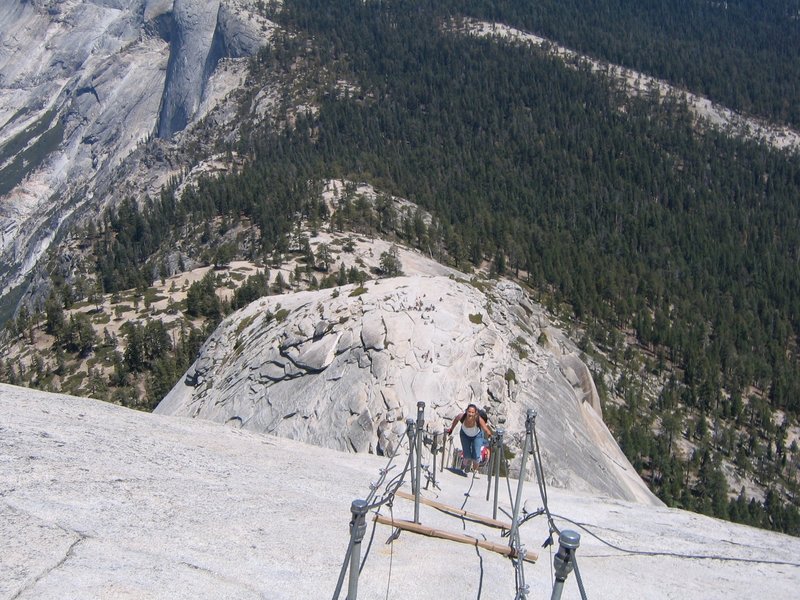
[332, 423, 415, 600]
[384, 503, 396, 600]
[546, 511, 800, 567]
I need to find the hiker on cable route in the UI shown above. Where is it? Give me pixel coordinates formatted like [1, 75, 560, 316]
[445, 403, 492, 474]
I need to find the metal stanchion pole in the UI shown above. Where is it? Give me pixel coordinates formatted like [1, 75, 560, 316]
[509, 410, 536, 545]
[486, 436, 494, 500]
[492, 428, 504, 520]
[550, 530, 581, 600]
[509, 414, 535, 600]
[414, 401, 425, 524]
[346, 499, 368, 600]
[427, 431, 439, 490]
[406, 417, 416, 493]
[440, 431, 446, 472]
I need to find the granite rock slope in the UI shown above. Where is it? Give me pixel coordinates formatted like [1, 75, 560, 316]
[6, 383, 799, 599]
[156, 274, 658, 505]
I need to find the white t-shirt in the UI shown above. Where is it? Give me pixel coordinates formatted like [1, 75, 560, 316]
[462, 423, 480, 437]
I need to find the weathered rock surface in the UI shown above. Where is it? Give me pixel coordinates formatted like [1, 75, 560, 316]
[158, 0, 223, 138]
[156, 274, 659, 505]
[6, 383, 798, 599]
[0, 0, 275, 306]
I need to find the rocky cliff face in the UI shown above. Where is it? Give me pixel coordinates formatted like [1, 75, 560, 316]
[0, 0, 273, 311]
[158, 0, 220, 138]
[156, 274, 659, 505]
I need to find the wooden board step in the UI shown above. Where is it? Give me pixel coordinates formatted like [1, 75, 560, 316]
[374, 515, 537, 563]
[395, 490, 511, 530]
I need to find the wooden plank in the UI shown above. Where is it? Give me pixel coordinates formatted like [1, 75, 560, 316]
[395, 490, 511, 530]
[374, 515, 537, 563]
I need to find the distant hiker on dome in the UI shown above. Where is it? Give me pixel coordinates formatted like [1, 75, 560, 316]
[446, 403, 492, 475]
